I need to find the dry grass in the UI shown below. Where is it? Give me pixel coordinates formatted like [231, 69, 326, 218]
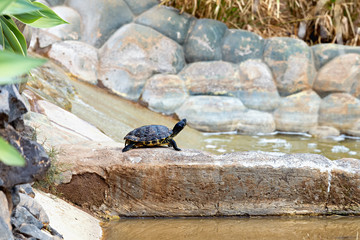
[160, 0, 360, 46]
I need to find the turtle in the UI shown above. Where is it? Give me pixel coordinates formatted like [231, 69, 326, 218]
[122, 119, 187, 152]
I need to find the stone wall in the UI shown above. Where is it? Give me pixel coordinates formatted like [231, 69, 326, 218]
[32, 0, 360, 137]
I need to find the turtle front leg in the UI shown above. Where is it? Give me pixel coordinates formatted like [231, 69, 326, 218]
[169, 139, 181, 151]
[122, 141, 135, 152]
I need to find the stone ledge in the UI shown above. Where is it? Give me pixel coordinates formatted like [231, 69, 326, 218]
[56, 142, 360, 217]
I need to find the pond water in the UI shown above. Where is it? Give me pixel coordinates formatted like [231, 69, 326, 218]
[67, 79, 360, 240]
[102, 216, 360, 240]
[69, 79, 360, 160]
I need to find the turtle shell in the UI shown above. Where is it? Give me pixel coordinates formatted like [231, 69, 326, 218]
[124, 125, 172, 145]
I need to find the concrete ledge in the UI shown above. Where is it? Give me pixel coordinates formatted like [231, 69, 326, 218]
[56, 142, 360, 217]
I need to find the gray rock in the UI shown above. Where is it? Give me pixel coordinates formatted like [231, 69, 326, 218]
[11, 206, 43, 229]
[237, 109, 276, 134]
[184, 19, 227, 62]
[47, 0, 64, 6]
[46, 6, 81, 41]
[175, 95, 246, 132]
[179, 61, 240, 96]
[30, 6, 82, 49]
[319, 93, 360, 132]
[263, 37, 316, 96]
[0, 84, 27, 128]
[99, 23, 185, 101]
[309, 126, 340, 138]
[237, 59, 280, 111]
[274, 90, 321, 132]
[135, 6, 193, 44]
[124, 0, 158, 15]
[18, 223, 52, 240]
[222, 29, 264, 63]
[0, 191, 12, 238]
[140, 74, 188, 115]
[311, 43, 360, 69]
[0, 217, 13, 240]
[351, 76, 360, 99]
[66, 0, 133, 47]
[18, 184, 35, 198]
[313, 53, 360, 94]
[47, 41, 98, 85]
[0, 125, 50, 189]
[344, 119, 360, 137]
[18, 193, 49, 225]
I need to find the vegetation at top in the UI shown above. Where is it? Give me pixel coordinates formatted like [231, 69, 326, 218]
[161, 0, 360, 46]
[0, 0, 67, 166]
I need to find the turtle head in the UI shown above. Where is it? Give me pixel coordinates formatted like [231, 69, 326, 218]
[172, 119, 187, 136]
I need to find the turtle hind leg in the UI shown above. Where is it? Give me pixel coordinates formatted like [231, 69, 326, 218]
[169, 139, 181, 151]
[122, 142, 135, 152]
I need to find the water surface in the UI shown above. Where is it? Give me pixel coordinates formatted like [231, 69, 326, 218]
[102, 217, 360, 240]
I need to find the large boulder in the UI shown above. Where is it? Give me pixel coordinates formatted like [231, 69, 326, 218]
[135, 6, 193, 44]
[179, 61, 240, 96]
[47, 41, 99, 85]
[98, 23, 185, 101]
[66, 0, 133, 47]
[184, 19, 227, 62]
[274, 90, 321, 132]
[222, 29, 264, 63]
[123, 0, 158, 15]
[44, 6, 81, 41]
[311, 43, 360, 69]
[30, 6, 82, 49]
[313, 54, 360, 94]
[237, 59, 280, 111]
[319, 93, 360, 132]
[175, 96, 246, 132]
[55, 142, 360, 216]
[140, 74, 188, 115]
[236, 110, 276, 134]
[263, 37, 316, 96]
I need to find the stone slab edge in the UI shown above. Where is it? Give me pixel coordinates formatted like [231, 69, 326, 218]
[56, 142, 360, 217]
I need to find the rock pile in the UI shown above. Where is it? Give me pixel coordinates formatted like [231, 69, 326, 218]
[0, 83, 61, 239]
[30, 0, 360, 137]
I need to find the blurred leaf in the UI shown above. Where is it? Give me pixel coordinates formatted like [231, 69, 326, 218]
[0, 0, 16, 14]
[0, 24, 4, 49]
[26, 2, 68, 28]
[13, 10, 43, 24]
[2, 0, 40, 15]
[0, 51, 46, 83]
[0, 137, 25, 167]
[0, 16, 27, 55]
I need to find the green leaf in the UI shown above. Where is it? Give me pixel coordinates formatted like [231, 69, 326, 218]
[0, 16, 27, 55]
[0, 0, 16, 14]
[0, 137, 25, 167]
[0, 24, 4, 49]
[13, 11, 43, 24]
[25, 2, 68, 28]
[0, 51, 46, 84]
[2, 0, 40, 15]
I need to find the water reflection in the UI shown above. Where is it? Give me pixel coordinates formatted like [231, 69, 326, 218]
[102, 217, 360, 240]
[201, 132, 360, 160]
